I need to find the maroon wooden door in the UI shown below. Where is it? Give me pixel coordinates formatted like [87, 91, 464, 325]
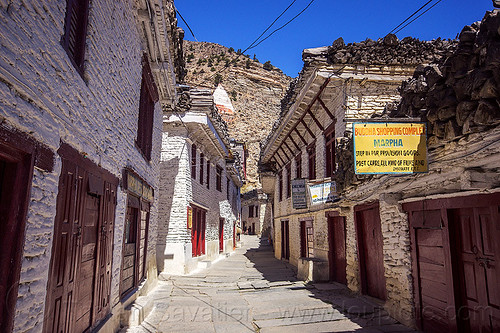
[0, 145, 34, 333]
[44, 160, 81, 333]
[94, 183, 116, 322]
[121, 205, 138, 296]
[281, 220, 290, 260]
[219, 218, 224, 252]
[328, 215, 347, 284]
[451, 207, 500, 332]
[355, 203, 386, 300]
[44, 145, 117, 333]
[73, 191, 99, 332]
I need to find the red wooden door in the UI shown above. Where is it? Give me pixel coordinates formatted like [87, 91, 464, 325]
[191, 208, 197, 257]
[328, 215, 346, 284]
[219, 218, 224, 252]
[281, 220, 290, 260]
[355, 203, 386, 300]
[451, 207, 500, 332]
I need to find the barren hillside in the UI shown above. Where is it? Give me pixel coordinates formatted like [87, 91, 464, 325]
[183, 40, 292, 192]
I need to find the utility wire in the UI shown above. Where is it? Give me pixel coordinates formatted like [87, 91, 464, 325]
[176, 9, 197, 41]
[394, 0, 443, 34]
[247, 0, 316, 51]
[388, 0, 434, 35]
[241, 0, 297, 54]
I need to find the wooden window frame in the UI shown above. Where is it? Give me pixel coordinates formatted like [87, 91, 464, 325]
[278, 170, 283, 202]
[286, 163, 291, 198]
[136, 55, 158, 162]
[300, 219, 314, 258]
[206, 159, 210, 189]
[324, 123, 336, 178]
[216, 165, 222, 192]
[199, 153, 204, 184]
[191, 144, 197, 179]
[307, 141, 316, 180]
[62, 0, 90, 75]
[295, 153, 302, 179]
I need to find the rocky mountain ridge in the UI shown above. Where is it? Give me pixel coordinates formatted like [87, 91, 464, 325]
[183, 40, 292, 191]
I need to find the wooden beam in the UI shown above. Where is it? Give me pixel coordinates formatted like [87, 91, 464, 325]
[294, 128, 307, 145]
[300, 119, 314, 138]
[283, 140, 294, 156]
[275, 150, 286, 167]
[288, 134, 300, 150]
[317, 97, 335, 121]
[272, 156, 282, 169]
[307, 109, 324, 131]
[279, 146, 291, 162]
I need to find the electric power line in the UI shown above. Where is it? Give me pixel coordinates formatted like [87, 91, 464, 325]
[388, 0, 434, 35]
[241, 0, 298, 54]
[394, 0, 444, 35]
[247, 0, 316, 51]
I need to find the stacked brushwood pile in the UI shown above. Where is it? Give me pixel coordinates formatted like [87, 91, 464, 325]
[335, 11, 500, 192]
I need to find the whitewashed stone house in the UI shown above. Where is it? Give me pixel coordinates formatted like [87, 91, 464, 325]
[0, 0, 183, 332]
[259, 35, 455, 327]
[158, 88, 243, 275]
[241, 189, 272, 237]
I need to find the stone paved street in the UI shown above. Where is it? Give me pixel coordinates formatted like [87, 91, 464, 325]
[122, 235, 417, 333]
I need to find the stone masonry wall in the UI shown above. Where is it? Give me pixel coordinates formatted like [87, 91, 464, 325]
[159, 124, 238, 273]
[0, 1, 162, 331]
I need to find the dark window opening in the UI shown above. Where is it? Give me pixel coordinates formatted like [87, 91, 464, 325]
[216, 166, 222, 192]
[307, 142, 316, 180]
[136, 57, 158, 162]
[62, 0, 90, 74]
[278, 170, 283, 202]
[325, 125, 335, 178]
[300, 220, 314, 258]
[295, 154, 302, 179]
[200, 153, 204, 184]
[286, 163, 291, 198]
[226, 178, 230, 200]
[249, 205, 254, 218]
[206, 159, 210, 189]
[191, 144, 196, 179]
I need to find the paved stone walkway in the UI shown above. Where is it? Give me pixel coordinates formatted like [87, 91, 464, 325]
[122, 235, 417, 333]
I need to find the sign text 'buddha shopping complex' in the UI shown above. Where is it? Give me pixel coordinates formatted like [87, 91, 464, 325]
[353, 122, 428, 174]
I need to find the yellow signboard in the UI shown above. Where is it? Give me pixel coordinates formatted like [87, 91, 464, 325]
[187, 206, 193, 229]
[353, 122, 427, 174]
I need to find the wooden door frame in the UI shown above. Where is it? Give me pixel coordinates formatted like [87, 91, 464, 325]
[281, 220, 290, 260]
[354, 201, 386, 300]
[326, 211, 347, 284]
[403, 193, 500, 332]
[219, 218, 224, 253]
[44, 143, 117, 333]
[0, 125, 53, 333]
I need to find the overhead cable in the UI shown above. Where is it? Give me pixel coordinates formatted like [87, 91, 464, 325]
[388, 0, 434, 35]
[247, 0, 316, 51]
[394, 0, 444, 34]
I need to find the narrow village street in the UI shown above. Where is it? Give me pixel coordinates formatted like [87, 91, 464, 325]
[124, 235, 416, 333]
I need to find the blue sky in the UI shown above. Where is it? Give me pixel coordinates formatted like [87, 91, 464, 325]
[175, 0, 494, 77]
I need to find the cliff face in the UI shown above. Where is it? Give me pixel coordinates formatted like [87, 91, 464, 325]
[183, 40, 292, 192]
